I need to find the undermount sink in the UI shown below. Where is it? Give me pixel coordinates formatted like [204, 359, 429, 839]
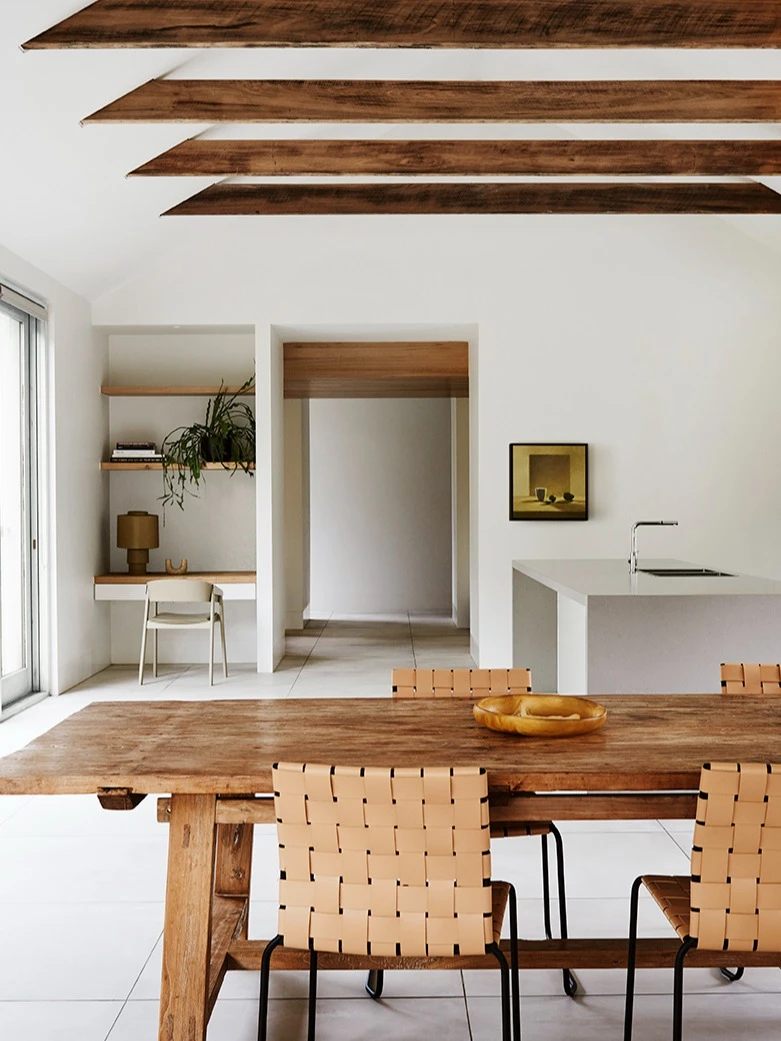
[637, 567, 735, 577]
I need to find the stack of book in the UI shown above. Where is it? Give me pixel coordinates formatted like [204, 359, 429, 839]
[111, 441, 164, 463]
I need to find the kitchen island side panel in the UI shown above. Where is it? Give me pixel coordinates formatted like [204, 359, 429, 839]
[512, 567, 558, 690]
[587, 594, 781, 694]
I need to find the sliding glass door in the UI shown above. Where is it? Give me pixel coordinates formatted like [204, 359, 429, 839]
[0, 296, 42, 711]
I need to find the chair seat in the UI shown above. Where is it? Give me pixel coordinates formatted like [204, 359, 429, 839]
[147, 612, 213, 627]
[642, 874, 691, 941]
[490, 820, 552, 839]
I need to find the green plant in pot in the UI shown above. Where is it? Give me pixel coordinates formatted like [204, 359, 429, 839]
[160, 376, 255, 513]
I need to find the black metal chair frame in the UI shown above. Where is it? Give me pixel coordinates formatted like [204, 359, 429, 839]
[624, 874, 741, 1041]
[259, 883, 521, 1041]
[366, 823, 576, 1001]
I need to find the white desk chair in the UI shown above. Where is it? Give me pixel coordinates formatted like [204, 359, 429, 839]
[139, 579, 227, 686]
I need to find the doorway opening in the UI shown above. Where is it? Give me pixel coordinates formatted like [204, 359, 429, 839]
[281, 332, 471, 639]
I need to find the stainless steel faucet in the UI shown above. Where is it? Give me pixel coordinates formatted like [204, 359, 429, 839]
[629, 520, 679, 573]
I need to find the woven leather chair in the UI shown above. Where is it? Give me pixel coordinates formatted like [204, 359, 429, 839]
[259, 762, 520, 1041]
[624, 761, 781, 1041]
[381, 667, 575, 998]
[718, 663, 781, 981]
[720, 662, 781, 694]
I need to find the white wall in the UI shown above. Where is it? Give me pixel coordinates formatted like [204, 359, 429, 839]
[0, 241, 106, 695]
[308, 398, 452, 616]
[92, 215, 781, 667]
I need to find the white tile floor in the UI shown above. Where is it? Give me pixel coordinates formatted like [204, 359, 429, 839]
[0, 615, 778, 1040]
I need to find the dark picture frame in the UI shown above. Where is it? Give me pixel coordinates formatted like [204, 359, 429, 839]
[509, 443, 588, 521]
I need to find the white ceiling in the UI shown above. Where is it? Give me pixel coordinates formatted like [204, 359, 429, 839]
[4, 1, 781, 301]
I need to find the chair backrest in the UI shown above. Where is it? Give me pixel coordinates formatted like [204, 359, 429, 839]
[272, 761, 492, 958]
[690, 761, 781, 951]
[392, 667, 532, 699]
[145, 579, 214, 603]
[720, 662, 781, 694]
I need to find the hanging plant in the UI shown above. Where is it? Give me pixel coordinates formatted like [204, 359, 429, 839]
[160, 376, 255, 513]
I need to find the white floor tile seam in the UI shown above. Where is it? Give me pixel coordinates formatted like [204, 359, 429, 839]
[286, 614, 333, 697]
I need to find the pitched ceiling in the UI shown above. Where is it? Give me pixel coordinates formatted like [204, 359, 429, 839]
[3, 3, 781, 300]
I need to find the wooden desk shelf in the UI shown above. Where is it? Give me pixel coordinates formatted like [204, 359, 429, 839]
[101, 385, 255, 396]
[101, 462, 255, 470]
[94, 572, 256, 601]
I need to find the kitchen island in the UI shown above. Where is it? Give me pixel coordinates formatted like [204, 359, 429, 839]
[512, 558, 781, 694]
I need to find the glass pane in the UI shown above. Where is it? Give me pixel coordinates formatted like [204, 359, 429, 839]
[0, 309, 26, 677]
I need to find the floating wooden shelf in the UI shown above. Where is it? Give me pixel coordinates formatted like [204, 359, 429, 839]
[101, 385, 255, 396]
[101, 462, 255, 470]
[94, 572, 256, 585]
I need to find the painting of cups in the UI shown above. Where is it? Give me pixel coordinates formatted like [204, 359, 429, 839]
[510, 443, 588, 520]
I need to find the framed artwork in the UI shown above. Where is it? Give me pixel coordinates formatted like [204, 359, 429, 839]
[509, 443, 588, 521]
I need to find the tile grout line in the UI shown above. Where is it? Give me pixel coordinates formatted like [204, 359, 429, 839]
[460, 968, 475, 1040]
[102, 925, 165, 1040]
[287, 612, 331, 698]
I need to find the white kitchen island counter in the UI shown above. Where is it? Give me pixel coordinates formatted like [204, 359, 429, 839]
[512, 558, 781, 694]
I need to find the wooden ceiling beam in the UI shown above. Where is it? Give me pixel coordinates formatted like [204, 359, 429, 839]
[85, 80, 781, 124]
[131, 138, 781, 177]
[163, 182, 781, 215]
[23, 0, 781, 50]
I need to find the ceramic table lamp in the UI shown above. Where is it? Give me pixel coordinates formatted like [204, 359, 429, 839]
[117, 510, 159, 575]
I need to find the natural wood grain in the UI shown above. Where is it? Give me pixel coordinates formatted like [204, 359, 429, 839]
[23, 0, 781, 50]
[94, 571, 256, 584]
[165, 182, 781, 216]
[488, 792, 699, 820]
[213, 812, 254, 981]
[2, 695, 781, 796]
[227, 936, 781, 972]
[284, 340, 469, 398]
[85, 79, 781, 123]
[157, 791, 698, 823]
[215, 821, 254, 899]
[100, 461, 255, 470]
[132, 138, 781, 177]
[207, 895, 248, 1016]
[159, 794, 216, 1041]
[96, 787, 147, 810]
[101, 384, 254, 395]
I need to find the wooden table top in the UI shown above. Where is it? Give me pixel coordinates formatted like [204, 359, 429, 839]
[0, 694, 778, 796]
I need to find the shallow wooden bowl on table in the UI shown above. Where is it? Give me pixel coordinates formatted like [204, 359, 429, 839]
[473, 693, 607, 737]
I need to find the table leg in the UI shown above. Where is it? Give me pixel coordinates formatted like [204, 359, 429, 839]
[215, 816, 254, 937]
[159, 793, 217, 1041]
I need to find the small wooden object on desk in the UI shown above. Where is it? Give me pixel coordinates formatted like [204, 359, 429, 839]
[166, 559, 189, 575]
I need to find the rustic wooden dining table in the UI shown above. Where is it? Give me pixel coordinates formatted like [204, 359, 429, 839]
[2, 693, 781, 1041]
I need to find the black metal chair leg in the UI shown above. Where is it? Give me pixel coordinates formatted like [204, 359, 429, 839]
[508, 883, 521, 1041]
[719, 966, 744, 982]
[488, 942, 512, 1041]
[673, 938, 697, 1041]
[365, 968, 385, 998]
[540, 833, 553, 940]
[623, 876, 643, 1041]
[548, 824, 577, 998]
[258, 934, 284, 1041]
[307, 949, 318, 1041]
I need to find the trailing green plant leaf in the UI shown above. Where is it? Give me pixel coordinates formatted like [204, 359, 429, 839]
[160, 376, 255, 515]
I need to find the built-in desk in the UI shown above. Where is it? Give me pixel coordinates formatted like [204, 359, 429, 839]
[93, 572, 256, 601]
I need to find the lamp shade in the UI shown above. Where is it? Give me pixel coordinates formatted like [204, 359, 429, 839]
[117, 511, 159, 549]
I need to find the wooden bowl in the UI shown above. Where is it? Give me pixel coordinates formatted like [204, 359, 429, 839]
[473, 694, 607, 738]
